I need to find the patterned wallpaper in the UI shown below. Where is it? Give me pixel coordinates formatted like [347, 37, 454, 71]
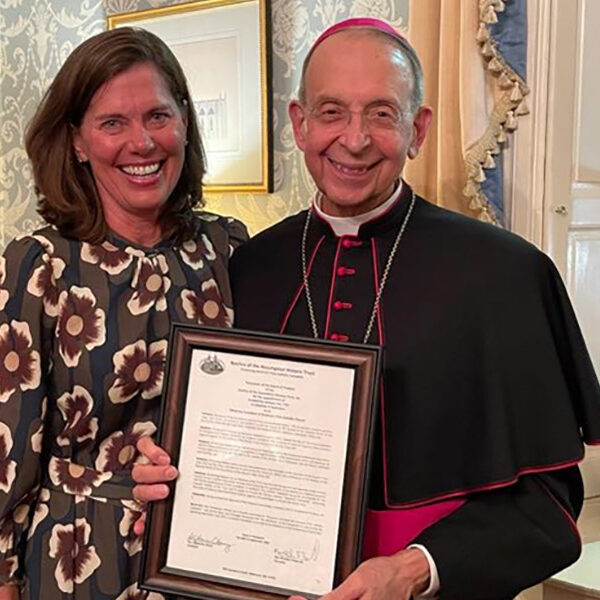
[0, 0, 409, 250]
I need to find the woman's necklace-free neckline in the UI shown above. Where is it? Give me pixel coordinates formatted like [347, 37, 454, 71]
[300, 189, 416, 343]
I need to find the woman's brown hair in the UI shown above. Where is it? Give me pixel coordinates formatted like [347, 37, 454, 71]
[25, 27, 205, 244]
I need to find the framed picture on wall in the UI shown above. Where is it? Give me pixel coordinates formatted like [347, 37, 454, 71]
[108, 0, 273, 193]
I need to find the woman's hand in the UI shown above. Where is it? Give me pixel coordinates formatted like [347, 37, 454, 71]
[132, 437, 178, 535]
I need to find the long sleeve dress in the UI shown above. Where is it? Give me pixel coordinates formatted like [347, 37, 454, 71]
[0, 213, 246, 599]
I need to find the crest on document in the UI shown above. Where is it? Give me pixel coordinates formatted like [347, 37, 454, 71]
[199, 353, 225, 375]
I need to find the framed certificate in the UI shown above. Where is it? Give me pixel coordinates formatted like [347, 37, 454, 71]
[139, 324, 382, 600]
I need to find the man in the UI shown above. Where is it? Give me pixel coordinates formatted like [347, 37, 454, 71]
[134, 18, 600, 600]
[227, 18, 600, 600]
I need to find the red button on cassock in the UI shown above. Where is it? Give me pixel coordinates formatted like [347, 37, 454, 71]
[342, 239, 362, 248]
[336, 266, 356, 276]
[333, 301, 353, 310]
[329, 333, 350, 342]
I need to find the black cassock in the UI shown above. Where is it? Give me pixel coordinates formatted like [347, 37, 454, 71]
[230, 183, 600, 600]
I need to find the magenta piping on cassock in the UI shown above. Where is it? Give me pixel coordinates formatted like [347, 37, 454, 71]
[323, 238, 344, 339]
[361, 244, 466, 558]
[279, 235, 325, 334]
[370, 236, 394, 509]
[370, 238, 385, 346]
[537, 478, 582, 546]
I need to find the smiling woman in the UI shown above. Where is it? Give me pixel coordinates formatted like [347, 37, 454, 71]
[0, 28, 247, 600]
[71, 63, 188, 244]
[26, 27, 206, 246]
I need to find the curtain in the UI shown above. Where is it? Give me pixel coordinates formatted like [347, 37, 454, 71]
[405, 0, 529, 226]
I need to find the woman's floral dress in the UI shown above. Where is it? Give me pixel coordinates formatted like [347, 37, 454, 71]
[0, 213, 247, 599]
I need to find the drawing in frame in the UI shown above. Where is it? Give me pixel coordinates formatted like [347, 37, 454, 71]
[139, 324, 382, 600]
[108, 0, 273, 193]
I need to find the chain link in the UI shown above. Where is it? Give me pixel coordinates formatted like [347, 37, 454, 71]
[301, 208, 320, 339]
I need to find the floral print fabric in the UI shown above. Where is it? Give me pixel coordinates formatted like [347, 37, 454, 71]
[0, 214, 246, 599]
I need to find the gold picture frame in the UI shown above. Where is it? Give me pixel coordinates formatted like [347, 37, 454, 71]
[108, 0, 273, 194]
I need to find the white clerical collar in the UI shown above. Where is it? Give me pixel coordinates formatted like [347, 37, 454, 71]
[312, 182, 403, 237]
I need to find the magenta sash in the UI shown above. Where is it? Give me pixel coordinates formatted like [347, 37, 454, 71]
[362, 500, 466, 559]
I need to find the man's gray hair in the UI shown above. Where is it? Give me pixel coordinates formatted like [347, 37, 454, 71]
[298, 28, 424, 115]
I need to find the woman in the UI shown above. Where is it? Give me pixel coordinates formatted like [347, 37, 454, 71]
[0, 28, 246, 599]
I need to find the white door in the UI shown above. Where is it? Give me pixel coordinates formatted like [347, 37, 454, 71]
[545, 0, 600, 543]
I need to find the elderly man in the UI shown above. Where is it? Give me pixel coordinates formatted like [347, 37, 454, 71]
[134, 18, 600, 600]
[228, 17, 600, 599]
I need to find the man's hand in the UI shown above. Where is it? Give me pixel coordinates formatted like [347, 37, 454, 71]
[131, 437, 178, 535]
[291, 548, 430, 600]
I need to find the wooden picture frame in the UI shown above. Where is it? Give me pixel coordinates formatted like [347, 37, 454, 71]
[139, 324, 381, 600]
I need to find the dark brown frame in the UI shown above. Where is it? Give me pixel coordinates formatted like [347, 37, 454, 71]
[140, 324, 382, 600]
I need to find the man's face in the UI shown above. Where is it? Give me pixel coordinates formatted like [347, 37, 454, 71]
[289, 32, 431, 217]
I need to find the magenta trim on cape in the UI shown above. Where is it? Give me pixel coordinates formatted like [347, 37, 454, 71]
[383, 456, 583, 509]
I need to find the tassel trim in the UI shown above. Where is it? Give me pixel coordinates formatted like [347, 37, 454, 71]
[463, 0, 531, 226]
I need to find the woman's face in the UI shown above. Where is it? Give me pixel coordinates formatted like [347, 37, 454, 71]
[72, 62, 187, 229]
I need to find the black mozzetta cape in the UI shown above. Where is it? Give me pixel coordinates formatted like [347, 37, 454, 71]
[230, 186, 600, 599]
[231, 186, 600, 507]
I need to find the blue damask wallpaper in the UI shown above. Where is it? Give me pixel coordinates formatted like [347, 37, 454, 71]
[0, 0, 409, 248]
